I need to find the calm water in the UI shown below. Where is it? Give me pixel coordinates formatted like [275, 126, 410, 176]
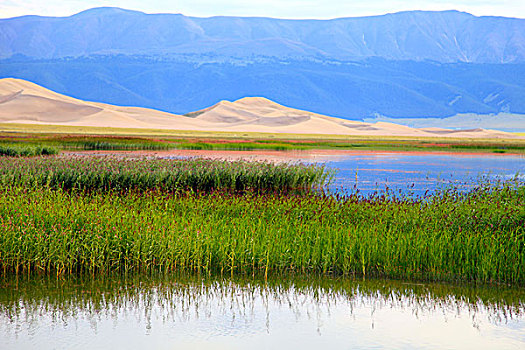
[1, 275, 524, 350]
[322, 152, 525, 196]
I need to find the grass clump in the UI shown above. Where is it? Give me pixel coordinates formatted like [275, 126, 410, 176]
[0, 144, 58, 157]
[73, 140, 172, 151]
[27, 136, 174, 151]
[0, 182, 523, 285]
[174, 141, 309, 151]
[0, 156, 331, 194]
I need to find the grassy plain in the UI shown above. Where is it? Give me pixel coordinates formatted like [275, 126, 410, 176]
[1, 123, 524, 154]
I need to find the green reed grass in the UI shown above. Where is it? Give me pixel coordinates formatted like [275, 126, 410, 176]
[0, 156, 330, 193]
[0, 144, 58, 157]
[73, 140, 172, 150]
[173, 141, 309, 151]
[0, 183, 523, 285]
[29, 136, 174, 151]
[4, 132, 525, 153]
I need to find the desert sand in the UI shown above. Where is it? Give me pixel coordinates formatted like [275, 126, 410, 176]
[0, 78, 516, 138]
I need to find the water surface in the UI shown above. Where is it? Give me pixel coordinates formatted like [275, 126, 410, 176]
[1, 275, 524, 349]
[322, 152, 524, 195]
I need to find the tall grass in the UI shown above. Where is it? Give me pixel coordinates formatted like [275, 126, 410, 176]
[0, 136, 175, 151]
[0, 156, 331, 193]
[74, 140, 172, 150]
[0, 182, 523, 284]
[0, 144, 58, 157]
[174, 141, 310, 151]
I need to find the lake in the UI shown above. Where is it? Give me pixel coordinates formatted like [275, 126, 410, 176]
[1, 275, 524, 350]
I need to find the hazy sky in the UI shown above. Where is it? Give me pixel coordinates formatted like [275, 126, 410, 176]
[1, 0, 523, 19]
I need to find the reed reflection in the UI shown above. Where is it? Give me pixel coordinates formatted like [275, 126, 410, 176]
[1, 274, 523, 335]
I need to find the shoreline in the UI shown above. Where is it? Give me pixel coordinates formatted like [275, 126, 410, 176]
[62, 148, 525, 162]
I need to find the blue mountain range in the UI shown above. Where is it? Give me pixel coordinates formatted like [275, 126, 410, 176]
[0, 7, 524, 120]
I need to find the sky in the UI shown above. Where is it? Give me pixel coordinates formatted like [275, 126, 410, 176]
[0, 0, 523, 19]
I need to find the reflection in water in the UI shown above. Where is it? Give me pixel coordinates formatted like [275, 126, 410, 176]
[1, 275, 524, 349]
[325, 152, 525, 196]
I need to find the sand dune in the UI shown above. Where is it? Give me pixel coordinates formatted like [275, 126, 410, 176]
[0, 78, 516, 138]
[0, 78, 204, 129]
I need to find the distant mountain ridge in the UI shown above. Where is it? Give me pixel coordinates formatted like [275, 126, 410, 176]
[1, 7, 524, 63]
[2, 56, 523, 119]
[1, 7, 524, 125]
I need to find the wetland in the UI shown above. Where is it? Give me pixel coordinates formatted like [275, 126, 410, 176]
[0, 132, 524, 349]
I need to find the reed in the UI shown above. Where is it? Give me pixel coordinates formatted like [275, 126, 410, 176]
[20, 136, 174, 151]
[173, 141, 309, 151]
[0, 181, 523, 285]
[0, 156, 331, 193]
[0, 144, 58, 157]
[2, 133, 524, 153]
[73, 140, 172, 150]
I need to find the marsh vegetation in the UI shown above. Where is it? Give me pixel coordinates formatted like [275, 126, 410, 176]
[0, 155, 523, 285]
[0, 130, 523, 287]
[0, 156, 329, 193]
[0, 143, 58, 157]
[1, 128, 524, 154]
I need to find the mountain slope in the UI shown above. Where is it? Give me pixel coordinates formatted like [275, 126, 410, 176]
[2, 57, 523, 119]
[0, 78, 514, 138]
[1, 7, 524, 63]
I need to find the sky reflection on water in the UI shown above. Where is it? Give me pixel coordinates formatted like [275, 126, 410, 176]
[318, 152, 525, 196]
[1, 275, 524, 349]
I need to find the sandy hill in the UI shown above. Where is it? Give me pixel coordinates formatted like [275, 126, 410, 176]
[0, 78, 203, 129]
[0, 78, 515, 138]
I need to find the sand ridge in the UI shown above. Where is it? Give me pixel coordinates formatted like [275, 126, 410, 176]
[0, 78, 516, 139]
